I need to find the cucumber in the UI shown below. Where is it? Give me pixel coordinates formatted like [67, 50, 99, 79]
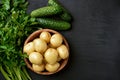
[60, 12, 72, 22]
[48, 0, 72, 22]
[31, 6, 62, 17]
[48, 0, 58, 6]
[37, 18, 71, 30]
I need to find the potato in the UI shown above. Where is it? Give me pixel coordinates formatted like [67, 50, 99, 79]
[44, 48, 58, 64]
[48, 43, 56, 48]
[45, 62, 60, 72]
[50, 33, 63, 47]
[29, 52, 43, 65]
[57, 44, 69, 59]
[33, 38, 47, 53]
[23, 42, 34, 55]
[40, 31, 51, 43]
[32, 64, 44, 72]
[57, 56, 62, 62]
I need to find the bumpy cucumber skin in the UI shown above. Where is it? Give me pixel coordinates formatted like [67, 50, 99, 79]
[60, 12, 72, 22]
[31, 6, 62, 17]
[37, 18, 71, 30]
[48, 0, 72, 22]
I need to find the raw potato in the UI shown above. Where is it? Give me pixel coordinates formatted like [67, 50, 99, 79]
[57, 44, 69, 59]
[45, 62, 60, 72]
[23, 42, 34, 55]
[44, 48, 58, 64]
[33, 38, 47, 53]
[50, 33, 63, 47]
[57, 56, 62, 62]
[40, 31, 51, 43]
[29, 52, 43, 65]
[48, 43, 56, 48]
[32, 64, 44, 72]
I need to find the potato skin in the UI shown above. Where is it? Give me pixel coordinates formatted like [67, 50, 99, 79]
[44, 48, 58, 64]
[33, 38, 47, 53]
[40, 31, 51, 43]
[29, 52, 43, 65]
[32, 64, 44, 72]
[50, 33, 63, 47]
[23, 42, 34, 55]
[57, 44, 69, 59]
[45, 62, 60, 72]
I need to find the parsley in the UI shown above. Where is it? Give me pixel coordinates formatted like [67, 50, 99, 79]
[0, 0, 40, 80]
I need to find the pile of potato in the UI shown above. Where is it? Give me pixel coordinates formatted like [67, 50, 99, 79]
[23, 31, 69, 72]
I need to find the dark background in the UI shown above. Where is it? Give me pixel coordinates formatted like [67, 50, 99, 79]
[1, 0, 120, 80]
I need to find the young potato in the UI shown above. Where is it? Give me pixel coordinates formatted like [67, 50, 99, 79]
[33, 38, 47, 53]
[45, 62, 60, 72]
[32, 64, 44, 72]
[29, 52, 43, 65]
[57, 56, 62, 62]
[50, 33, 63, 47]
[40, 31, 51, 43]
[23, 42, 34, 55]
[44, 48, 58, 64]
[57, 44, 69, 59]
[48, 43, 56, 48]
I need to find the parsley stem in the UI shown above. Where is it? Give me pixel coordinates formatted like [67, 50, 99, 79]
[22, 66, 32, 80]
[0, 66, 11, 80]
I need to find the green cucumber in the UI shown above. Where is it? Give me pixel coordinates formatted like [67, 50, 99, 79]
[60, 12, 72, 22]
[31, 6, 62, 17]
[48, 0, 72, 22]
[37, 18, 71, 30]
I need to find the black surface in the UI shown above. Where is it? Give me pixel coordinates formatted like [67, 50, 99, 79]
[1, 0, 120, 80]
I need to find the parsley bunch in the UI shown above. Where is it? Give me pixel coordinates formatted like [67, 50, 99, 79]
[0, 0, 40, 80]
